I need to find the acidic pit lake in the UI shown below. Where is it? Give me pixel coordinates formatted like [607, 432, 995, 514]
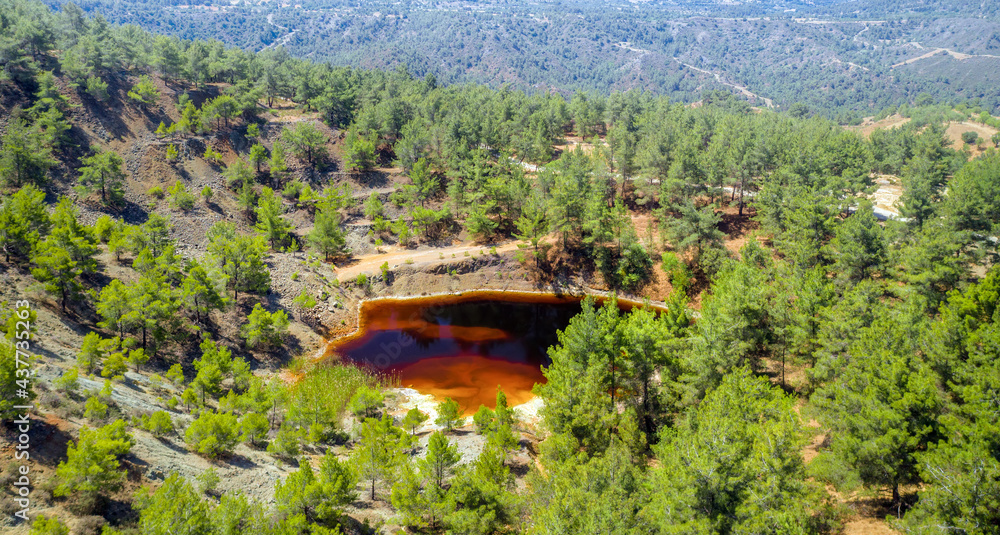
[326, 292, 591, 414]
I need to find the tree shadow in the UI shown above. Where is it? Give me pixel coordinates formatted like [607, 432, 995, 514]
[221, 452, 258, 469]
[346, 169, 390, 189]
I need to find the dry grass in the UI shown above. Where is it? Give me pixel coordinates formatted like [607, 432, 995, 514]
[847, 114, 911, 137]
[944, 121, 998, 158]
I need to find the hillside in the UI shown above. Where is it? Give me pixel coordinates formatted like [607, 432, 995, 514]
[3, 0, 1000, 534]
[47, 0, 1000, 120]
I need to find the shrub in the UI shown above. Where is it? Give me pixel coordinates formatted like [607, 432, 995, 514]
[348, 385, 385, 419]
[197, 467, 220, 496]
[267, 422, 303, 459]
[165, 144, 178, 162]
[661, 251, 691, 294]
[282, 180, 304, 200]
[144, 410, 174, 437]
[168, 181, 195, 211]
[147, 186, 164, 199]
[85, 76, 109, 101]
[54, 367, 79, 393]
[184, 410, 240, 458]
[473, 405, 496, 435]
[292, 290, 317, 311]
[127, 75, 159, 106]
[961, 131, 979, 145]
[284, 364, 379, 442]
[30, 514, 69, 535]
[203, 146, 224, 164]
[380, 261, 390, 281]
[83, 395, 108, 421]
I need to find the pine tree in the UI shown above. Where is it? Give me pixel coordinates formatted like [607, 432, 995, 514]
[352, 414, 407, 500]
[255, 187, 292, 250]
[308, 208, 349, 261]
[421, 430, 460, 489]
[78, 148, 126, 205]
[434, 397, 465, 432]
[0, 184, 49, 263]
[54, 421, 134, 509]
[134, 474, 212, 535]
[401, 407, 429, 437]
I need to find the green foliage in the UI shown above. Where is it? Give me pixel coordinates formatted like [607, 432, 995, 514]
[203, 146, 224, 164]
[197, 467, 220, 495]
[180, 262, 228, 324]
[308, 208, 350, 261]
[829, 201, 888, 283]
[960, 130, 978, 144]
[84, 75, 109, 101]
[644, 368, 824, 533]
[240, 412, 270, 446]
[285, 364, 379, 443]
[685, 260, 775, 400]
[363, 192, 384, 220]
[167, 180, 195, 211]
[401, 407, 429, 436]
[0, 340, 36, 419]
[443, 444, 517, 533]
[184, 410, 241, 458]
[812, 314, 943, 504]
[343, 128, 376, 171]
[526, 435, 646, 534]
[663, 202, 725, 272]
[275, 452, 358, 527]
[660, 251, 691, 295]
[255, 187, 293, 250]
[134, 474, 212, 535]
[144, 410, 174, 437]
[351, 414, 408, 500]
[434, 397, 464, 431]
[241, 303, 290, 349]
[31, 226, 94, 311]
[78, 148, 126, 205]
[54, 367, 79, 393]
[292, 289, 318, 312]
[207, 222, 271, 300]
[248, 142, 268, 173]
[422, 430, 460, 488]
[54, 420, 134, 507]
[147, 185, 164, 199]
[268, 422, 304, 459]
[84, 393, 108, 420]
[281, 122, 328, 167]
[29, 515, 69, 535]
[127, 74, 159, 105]
[348, 385, 384, 419]
[0, 117, 55, 187]
[0, 184, 49, 263]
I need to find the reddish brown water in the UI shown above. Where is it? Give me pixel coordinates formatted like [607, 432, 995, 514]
[326, 292, 591, 414]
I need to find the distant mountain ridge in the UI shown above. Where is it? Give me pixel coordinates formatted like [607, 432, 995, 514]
[48, 0, 1000, 120]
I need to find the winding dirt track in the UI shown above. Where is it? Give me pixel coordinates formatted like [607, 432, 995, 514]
[331, 239, 525, 281]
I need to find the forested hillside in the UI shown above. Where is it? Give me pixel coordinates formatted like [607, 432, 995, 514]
[1, 0, 1000, 533]
[41, 0, 1000, 121]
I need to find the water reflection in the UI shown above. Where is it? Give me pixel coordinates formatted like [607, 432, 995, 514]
[328, 293, 587, 414]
